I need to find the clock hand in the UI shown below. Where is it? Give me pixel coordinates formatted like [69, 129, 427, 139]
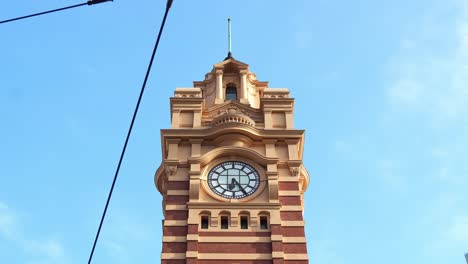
[228, 178, 236, 190]
[232, 179, 247, 195]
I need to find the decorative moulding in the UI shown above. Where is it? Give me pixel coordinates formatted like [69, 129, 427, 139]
[173, 88, 202, 98]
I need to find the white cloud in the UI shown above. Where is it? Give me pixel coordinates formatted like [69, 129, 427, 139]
[0, 201, 68, 264]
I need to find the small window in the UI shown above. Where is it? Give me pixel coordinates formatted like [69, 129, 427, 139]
[226, 84, 237, 100]
[240, 216, 249, 229]
[260, 216, 269, 230]
[221, 215, 229, 229]
[201, 215, 209, 229]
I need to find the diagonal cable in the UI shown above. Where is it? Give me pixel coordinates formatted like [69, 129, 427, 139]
[87, 0, 174, 263]
[0, 0, 112, 25]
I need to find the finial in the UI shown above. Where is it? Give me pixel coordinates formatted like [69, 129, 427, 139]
[226, 17, 233, 59]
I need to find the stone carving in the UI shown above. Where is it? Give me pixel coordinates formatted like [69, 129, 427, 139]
[212, 106, 256, 127]
[165, 165, 177, 176]
[289, 165, 302, 177]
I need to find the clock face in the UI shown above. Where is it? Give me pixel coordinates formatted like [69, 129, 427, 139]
[207, 161, 260, 199]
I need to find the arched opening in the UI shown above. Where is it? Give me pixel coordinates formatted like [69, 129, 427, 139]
[259, 215, 269, 230]
[199, 211, 211, 230]
[239, 211, 250, 230]
[226, 83, 237, 101]
[258, 211, 270, 230]
[219, 211, 231, 229]
[201, 215, 209, 229]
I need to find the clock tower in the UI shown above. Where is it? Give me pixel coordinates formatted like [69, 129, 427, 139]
[155, 56, 310, 264]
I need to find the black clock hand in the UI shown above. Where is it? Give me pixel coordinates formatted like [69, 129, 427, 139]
[228, 178, 236, 190]
[232, 179, 247, 195]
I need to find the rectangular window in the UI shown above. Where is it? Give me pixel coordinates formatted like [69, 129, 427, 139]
[226, 85, 238, 100]
[240, 216, 249, 229]
[201, 216, 209, 229]
[260, 216, 268, 230]
[221, 216, 229, 229]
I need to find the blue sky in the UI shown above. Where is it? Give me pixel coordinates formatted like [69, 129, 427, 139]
[1, 0, 467, 263]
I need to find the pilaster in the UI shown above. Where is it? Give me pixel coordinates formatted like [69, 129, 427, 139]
[215, 69, 224, 104]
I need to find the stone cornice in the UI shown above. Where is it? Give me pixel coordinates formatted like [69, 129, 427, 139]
[187, 202, 281, 210]
[160, 124, 305, 141]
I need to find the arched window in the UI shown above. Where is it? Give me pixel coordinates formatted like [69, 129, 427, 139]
[239, 211, 250, 230]
[259, 215, 269, 230]
[240, 215, 249, 229]
[199, 211, 211, 230]
[201, 215, 209, 229]
[220, 215, 229, 229]
[226, 83, 237, 101]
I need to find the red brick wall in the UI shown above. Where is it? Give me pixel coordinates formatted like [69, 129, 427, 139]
[198, 231, 271, 237]
[187, 241, 197, 251]
[278, 182, 299, 191]
[283, 243, 307, 254]
[272, 241, 283, 252]
[161, 260, 185, 264]
[162, 242, 187, 253]
[281, 227, 305, 237]
[163, 226, 188, 236]
[279, 196, 302, 206]
[198, 261, 273, 264]
[187, 224, 198, 234]
[165, 210, 188, 220]
[167, 181, 189, 190]
[198, 243, 272, 253]
[165, 195, 190, 204]
[280, 211, 303, 221]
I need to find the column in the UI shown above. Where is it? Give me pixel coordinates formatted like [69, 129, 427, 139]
[215, 69, 224, 104]
[240, 69, 249, 104]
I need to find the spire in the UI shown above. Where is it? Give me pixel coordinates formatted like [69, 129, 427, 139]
[225, 17, 233, 60]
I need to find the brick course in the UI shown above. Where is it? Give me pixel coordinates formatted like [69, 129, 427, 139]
[281, 227, 305, 237]
[163, 226, 188, 236]
[198, 231, 271, 237]
[279, 196, 302, 206]
[162, 242, 187, 253]
[283, 243, 308, 254]
[165, 195, 190, 204]
[198, 242, 272, 253]
[165, 210, 189, 220]
[167, 181, 189, 190]
[280, 211, 303, 221]
[188, 224, 198, 234]
[161, 260, 185, 264]
[278, 182, 299, 191]
[198, 261, 273, 264]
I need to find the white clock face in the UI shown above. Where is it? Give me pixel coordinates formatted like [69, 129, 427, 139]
[207, 161, 260, 199]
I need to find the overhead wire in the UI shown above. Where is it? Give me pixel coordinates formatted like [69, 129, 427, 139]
[0, 0, 112, 25]
[86, 0, 174, 263]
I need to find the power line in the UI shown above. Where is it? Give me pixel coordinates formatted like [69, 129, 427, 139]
[0, 0, 112, 25]
[86, 0, 174, 263]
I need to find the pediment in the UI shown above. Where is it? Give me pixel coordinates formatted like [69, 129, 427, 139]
[203, 101, 263, 124]
[213, 58, 249, 73]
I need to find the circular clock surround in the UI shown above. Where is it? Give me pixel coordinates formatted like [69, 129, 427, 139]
[207, 161, 260, 199]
